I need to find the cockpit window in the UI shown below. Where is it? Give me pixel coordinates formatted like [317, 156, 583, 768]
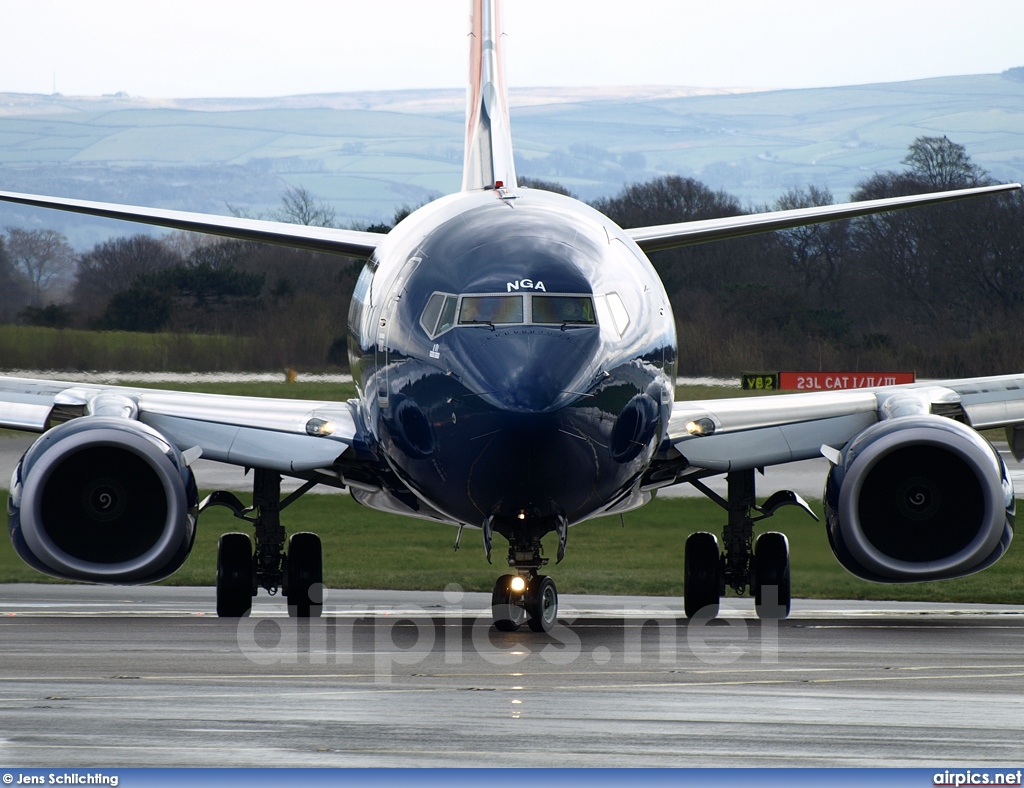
[420, 290, 601, 339]
[531, 295, 596, 325]
[606, 292, 630, 335]
[420, 292, 458, 338]
[420, 293, 445, 335]
[459, 295, 524, 325]
[594, 292, 630, 337]
[436, 295, 459, 334]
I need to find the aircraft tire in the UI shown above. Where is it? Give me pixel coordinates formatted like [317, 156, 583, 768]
[286, 532, 323, 618]
[753, 531, 791, 619]
[684, 531, 721, 619]
[525, 576, 558, 632]
[216, 532, 254, 618]
[491, 574, 526, 631]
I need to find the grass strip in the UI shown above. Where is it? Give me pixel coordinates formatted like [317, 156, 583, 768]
[2, 493, 1021, 604]
[0, 325, 256, 372]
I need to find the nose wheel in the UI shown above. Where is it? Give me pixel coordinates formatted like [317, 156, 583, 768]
[491, 574, 527, 631]
[491, 574, 558, 632]
[525, 575, 558, 632]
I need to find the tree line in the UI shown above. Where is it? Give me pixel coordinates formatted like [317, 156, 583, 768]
[2, 137, 1023, 376]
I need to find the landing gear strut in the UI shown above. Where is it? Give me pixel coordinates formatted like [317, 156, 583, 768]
[203, 468, 325, 618]
[686, 469, 813, 621]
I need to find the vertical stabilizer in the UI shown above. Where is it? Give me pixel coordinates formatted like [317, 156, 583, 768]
[462, 0, 517, 192]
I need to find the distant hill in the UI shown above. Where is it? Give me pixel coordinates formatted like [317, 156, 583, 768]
[1, 74, 1022, 249]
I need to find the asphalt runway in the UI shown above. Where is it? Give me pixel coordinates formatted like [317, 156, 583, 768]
[0, 585, 1022, 767]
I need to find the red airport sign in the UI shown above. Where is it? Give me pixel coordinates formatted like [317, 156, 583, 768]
[779, 372, 915, 391]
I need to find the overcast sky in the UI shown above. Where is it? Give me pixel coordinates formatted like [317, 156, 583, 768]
[0, 1, 1022, 97]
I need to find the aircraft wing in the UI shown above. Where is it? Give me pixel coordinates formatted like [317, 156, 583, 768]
[0, 375, 369, 474]
[0, 190, 384, 260]
[626, 182, 1021, 252]
[665, 374, 1024, 473]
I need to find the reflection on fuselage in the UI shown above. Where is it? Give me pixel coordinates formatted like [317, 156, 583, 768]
[348, 187, 677, 537]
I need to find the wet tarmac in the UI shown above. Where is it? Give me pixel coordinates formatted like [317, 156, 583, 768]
[0, 585, 1021, 767]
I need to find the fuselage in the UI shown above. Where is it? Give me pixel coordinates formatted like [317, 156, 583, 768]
[347, 187, 677, 533]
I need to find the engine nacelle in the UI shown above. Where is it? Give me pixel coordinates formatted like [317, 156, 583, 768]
[8, 417, 198, 583]
[824, 415, 1014, 582]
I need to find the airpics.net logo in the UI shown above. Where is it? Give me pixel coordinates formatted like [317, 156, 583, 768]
[934, 771, 1024, 786]
[232, 583, 785, 680]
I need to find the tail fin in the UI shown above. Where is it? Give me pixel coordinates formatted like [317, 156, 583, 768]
[462, 0, 517, 192]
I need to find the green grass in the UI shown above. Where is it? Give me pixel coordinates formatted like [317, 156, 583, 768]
[114, 379, 358, 401]
[2, 493, 1021, 604]
[0, 325, 257, 372]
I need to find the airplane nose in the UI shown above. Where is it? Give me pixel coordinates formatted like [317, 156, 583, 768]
[463, 329, 597, 412]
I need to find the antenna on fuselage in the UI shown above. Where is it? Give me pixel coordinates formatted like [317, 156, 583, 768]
[462, 0, 517, 192]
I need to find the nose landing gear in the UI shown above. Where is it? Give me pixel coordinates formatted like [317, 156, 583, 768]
[488, 516, 564, 632]
[491, 573, 559, 632]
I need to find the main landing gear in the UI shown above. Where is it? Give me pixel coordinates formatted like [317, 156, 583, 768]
[486, 514, 565, 632]
[686, 469, 816, 620]
[204, 468, 325, 618]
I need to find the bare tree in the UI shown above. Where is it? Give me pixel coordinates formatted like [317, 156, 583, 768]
[4, 228, 76, 306]
[773, 185, 849, 302]
[902, 136, 988, 190]
[73, 234, 181, 319]
[274, 185, 337, 227]
[591, 175, 751, 293]
[161, 230, 222, 259]
[0, 234, 30, 320]
[517, 176, 576, 198]
[227, 186, 338, 227]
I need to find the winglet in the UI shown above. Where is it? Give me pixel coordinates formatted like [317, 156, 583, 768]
[462, 0, 517, 192]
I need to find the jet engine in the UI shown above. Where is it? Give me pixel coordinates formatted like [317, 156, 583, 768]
[823, 415, 1014, 582]
[8, 417, 198, 583]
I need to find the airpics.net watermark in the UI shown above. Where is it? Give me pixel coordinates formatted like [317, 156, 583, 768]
[934, 771, 1024, 786]
[234, 583, 784, 679]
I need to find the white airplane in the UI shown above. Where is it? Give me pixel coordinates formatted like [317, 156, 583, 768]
[1, 1, 1021, 630]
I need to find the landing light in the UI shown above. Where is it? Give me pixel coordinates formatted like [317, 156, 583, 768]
[305, 418, 336, 437]
[510, 576, 526, 593]
[516, 510, 527, 520]
[685, 418, 716, 437]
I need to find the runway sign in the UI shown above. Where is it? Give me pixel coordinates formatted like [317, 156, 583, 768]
[780, 372, 916, 390]
[741, 372, 780, 391]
